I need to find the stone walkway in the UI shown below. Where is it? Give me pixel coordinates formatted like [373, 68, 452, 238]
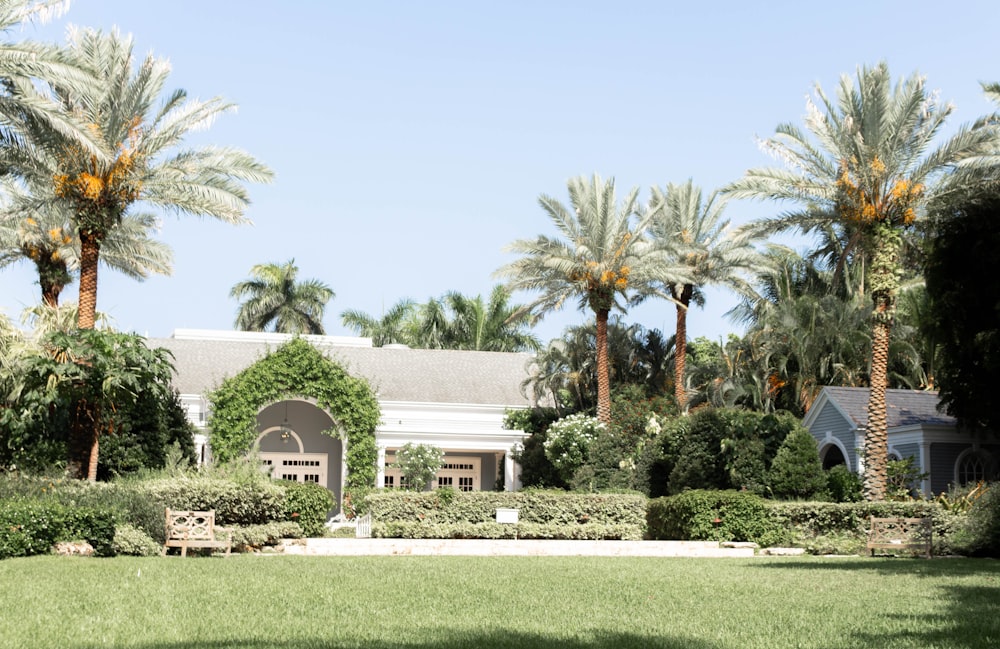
[282, 538, 756, 557]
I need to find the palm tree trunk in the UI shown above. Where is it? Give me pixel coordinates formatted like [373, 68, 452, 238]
[863, 319, 891, 500]
[862, 222, 901, 501]
[674, 284, 692, 411]
[77, 230, 100, 329]
[595, 307, 611, 425]
[67, 398, 100, 481]
[41, 281, 61, 307]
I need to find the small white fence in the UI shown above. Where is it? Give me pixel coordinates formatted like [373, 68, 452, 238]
[355, 513, 372, 539]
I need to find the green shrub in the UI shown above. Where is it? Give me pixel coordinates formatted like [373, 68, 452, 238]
[0, 500, 116, 559]
[372, 521, 642, 540]
[544, 414, 605, 484]
[112, 524, 161, 557]
[767, 427, 827, 499]
[282, 481, 335, 537]
[395, 443, 443, 491]
[342, 486, 372, 519]
[951, 482, 1000, 556]
[825, 466, 862, 503]
[229, 521, 304, 550]
[766, 500, 959, 555]
[364, 490, 646, 539]
[647, 490, 784, 546]
[130, 477, 285, 526]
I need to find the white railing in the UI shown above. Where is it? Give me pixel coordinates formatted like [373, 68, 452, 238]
[355, 513, 372, 539]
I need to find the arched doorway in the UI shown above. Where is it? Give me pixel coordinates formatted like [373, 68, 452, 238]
[821, 443, 847, 470]
[256, 399, 343, 504]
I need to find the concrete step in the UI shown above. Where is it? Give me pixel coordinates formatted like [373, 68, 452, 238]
[282, 538, 755, 557]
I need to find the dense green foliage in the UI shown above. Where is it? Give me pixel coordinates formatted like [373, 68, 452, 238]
[2, 329, 177, 480]
[281, 481, 335, 536]
[395, 443, 444, 491]
[926, 197, 1000, 432]
[647, 490, 784, 546]
[208, 338, 380, 488]
[365, 489, 646, 539]
[0, 500, 116, 558]
[951, 483, 1000, 556]
[767, 426, 827, 499]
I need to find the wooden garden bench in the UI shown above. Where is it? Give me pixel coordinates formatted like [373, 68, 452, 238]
[866, 516, 932, 558]
[162, 509, 233, 557]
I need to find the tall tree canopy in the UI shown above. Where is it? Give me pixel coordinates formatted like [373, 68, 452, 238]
[37, 27, 272, 329]
[496, 174, 674, 423]
[644, 180, 759, 411]
[926, 196, 1000, 432]
[231, 259, 333, 334]
[726, 62, 1000, 500]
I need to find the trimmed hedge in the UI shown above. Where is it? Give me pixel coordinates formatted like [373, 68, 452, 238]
[130, 477, 286, 527]
[0, 500, 116, 558]
[365, 489, 647, 539]
[373, 521, 642, 540]
[767, 500, 961, 555]
[647, 490, 784, 546]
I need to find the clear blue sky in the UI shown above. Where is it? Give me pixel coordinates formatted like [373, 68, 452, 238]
[2, 0, 998, 344]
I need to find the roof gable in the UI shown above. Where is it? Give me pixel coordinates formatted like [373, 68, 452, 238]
[807, 386, 955, 430]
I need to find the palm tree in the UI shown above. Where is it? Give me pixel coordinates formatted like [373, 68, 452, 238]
[643, 180, 760, 411]
[496, 175, 667, 423]
[0, 178, 173, 307]
[231, 260, 333, 334]
[340, 298, 416, 347]
[411, 286, 541, 352]
[34, 27, 272, 330]
[726, 62, 1000, 499]
[0, 2, 106, 160]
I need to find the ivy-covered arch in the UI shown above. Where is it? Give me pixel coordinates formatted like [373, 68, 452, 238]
[208, 337, 381, 488]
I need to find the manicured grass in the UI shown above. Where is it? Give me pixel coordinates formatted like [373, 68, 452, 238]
[1, 555, 998, 649]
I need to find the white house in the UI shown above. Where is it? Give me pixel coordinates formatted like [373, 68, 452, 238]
[150, 329, 539, 506]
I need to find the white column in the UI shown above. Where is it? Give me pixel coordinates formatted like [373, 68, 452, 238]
[919, 441, 931, 496]
[504, 452, 517, 492]
[376, 445, 387, 488]
[193, 434, 209, 467]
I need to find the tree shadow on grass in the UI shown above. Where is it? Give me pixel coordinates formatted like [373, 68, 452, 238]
[75, 630, 724, 649]
[851, 584, 1000, 649]
[752, 557, 1000, 576]
[753, 559, 1000, 649]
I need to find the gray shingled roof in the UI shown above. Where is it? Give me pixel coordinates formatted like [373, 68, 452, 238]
[149, 337, 538, 407]
[822, 386, 955, 429]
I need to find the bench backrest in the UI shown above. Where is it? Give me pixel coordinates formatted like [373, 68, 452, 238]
[868, 516, 932, 543]
[166, 509, 219, 541]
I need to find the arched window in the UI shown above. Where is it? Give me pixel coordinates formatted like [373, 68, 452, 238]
[955, 449, 994, 486]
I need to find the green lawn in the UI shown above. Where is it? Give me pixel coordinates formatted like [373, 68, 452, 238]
[1, 555, 998, 649]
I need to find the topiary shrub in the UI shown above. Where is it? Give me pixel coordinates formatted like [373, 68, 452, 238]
[767, 427, 827, 499]
[281, 481, 335, 537]
[647, 490, 785, 546]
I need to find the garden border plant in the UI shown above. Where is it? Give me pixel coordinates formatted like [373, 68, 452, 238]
[208, 338, 381, 492]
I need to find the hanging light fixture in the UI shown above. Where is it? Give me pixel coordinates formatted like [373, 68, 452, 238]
[280, 402, 291, 443]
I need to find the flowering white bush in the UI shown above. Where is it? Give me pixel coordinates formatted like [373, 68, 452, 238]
[543, 414, 605, 483]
